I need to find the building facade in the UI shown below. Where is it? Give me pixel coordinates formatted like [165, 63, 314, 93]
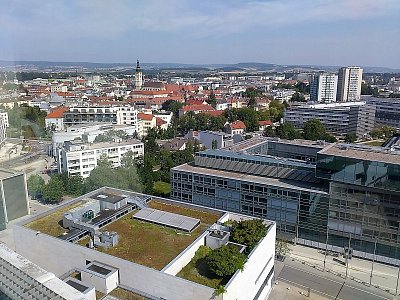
[171, 137, 400, 264]
[57, 139, 144, 178]
[0, 111, 8, 148]
[284, 102, 376, 138]
[337, 66, 363, 102]
[366, 97, 400, 129]
[310, 73, 338, 103]
[0, 168, 30, 230]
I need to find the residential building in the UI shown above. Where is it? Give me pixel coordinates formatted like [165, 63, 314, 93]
[198, 131, 234, 149]
[137, 112, 157, 136]
[0, 168, 29, 230]
[14, 187, 276, 300]
[0, 110, 8, 148]
[57, 139, 144, 178]
[310, 73, 338, 103]
[284, 101, 376, 138]
[45, 106, 69, 131]
[337, 66, 363, 102]
[171, 137, 400, 264]
[224, 120, 246, 135]
[258, 120, 273, 131]
[179, 104, 216, 117]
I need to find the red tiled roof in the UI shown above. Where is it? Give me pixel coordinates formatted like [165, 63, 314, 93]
[138, 113, 154, 121]
[156, 117, 167, 126]
[259, 120, 273, 126]
[181, 104, 214, 112]
[187, 99, 207, 105]
[45, 106, 69, 119]
[231, 120, 246, 129]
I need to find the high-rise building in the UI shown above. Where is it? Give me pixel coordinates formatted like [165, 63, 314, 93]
[337, 66, 363, 102]
[135, 59, 143, 90]
[310, 73, 338, 103]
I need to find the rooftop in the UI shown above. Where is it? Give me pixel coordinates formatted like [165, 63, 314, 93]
[318, 143, 400, 165]
[173, 163, 328, 194]
[65, 139, 143, 151]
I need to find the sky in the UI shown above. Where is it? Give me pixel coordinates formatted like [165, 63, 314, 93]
[0, 0, 399, 68]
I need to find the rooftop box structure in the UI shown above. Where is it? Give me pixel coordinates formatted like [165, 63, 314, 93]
[64, 277, 96, 300]
[133, 207, 200, 232]
[81, 262, 119, 294]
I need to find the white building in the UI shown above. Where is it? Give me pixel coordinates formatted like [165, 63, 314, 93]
[57, 139, 144, 178]
[337, 66, 363, 102]
[0, 111, 8, 148]
[135, 60, 143, 90]
[310, 73, 338, 103]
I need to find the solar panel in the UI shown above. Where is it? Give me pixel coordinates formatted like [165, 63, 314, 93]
[133, 208, 201, 232]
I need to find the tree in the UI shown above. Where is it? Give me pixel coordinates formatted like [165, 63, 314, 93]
[207, 91, 217, 108]
[230, 219, 267, 252]
[370, 126, 397, 139]
[211, 139, 218, 149]
[344, 133, 357, 143]
[263, 126, 276, 137]
[27, 174, 45, 199]
[302, 119, 336, 142]
[207, 245, 247, 277]
[161, 100, 184, 117]
[276, 239, 291, 260]
[276, 123, 301, 140]
[290, 92, 306, 102]
[42, 176, 65, 203]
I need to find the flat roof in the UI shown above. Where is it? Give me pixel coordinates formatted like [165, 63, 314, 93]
[173, 163, 328, 194]
[318, 143, 400, 165]
[90, 191, 125, 204]
[65, 278, 92, 293]
[87, 264, 112, 276]
[66, 139, 142, 151]
[133, 208, 200, 232]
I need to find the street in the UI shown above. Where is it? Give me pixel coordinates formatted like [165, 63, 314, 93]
[275, 259, 395, 300]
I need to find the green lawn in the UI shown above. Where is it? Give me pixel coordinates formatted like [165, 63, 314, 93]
[152, 181, 171, 196]
[26, 201, 84, 237]
[363, 141, 384, 146]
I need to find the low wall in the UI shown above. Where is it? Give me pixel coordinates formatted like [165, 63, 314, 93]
[224, 223, 276, 300]
[13, 225, 216, 300]
[162, 231, 208, 275]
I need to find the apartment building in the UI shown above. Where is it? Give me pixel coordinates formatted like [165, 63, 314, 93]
[0, 110, 8, 148]
[310, 73, 338, 103]
[57, 139, 144, 178]
[64, 106, 138, 129]
[284, 101, 376, 138]
[171, 137, 400, 264]
[337, 66, 363, 102]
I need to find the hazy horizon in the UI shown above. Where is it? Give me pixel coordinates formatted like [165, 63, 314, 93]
[1, 0, 399, 68]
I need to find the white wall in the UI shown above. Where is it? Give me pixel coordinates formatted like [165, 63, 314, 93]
[13, 225, 216, 300]
[162, 231, 208, 275]
[223, 223, 276, 300]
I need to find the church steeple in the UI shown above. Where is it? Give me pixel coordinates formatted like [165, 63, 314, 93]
[136, 59, 141, 72]
[135, 58, 143, 90]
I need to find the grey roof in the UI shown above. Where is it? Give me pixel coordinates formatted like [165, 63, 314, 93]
[318, 143, 400, 165]
[173, 163, 328, 194]
[90, 192, 125, 204]
[133, 208, 200, 232]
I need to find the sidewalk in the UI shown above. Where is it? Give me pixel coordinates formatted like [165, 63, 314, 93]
[269, 280, 329, 300]
[288, 244, 400, 295]
[0, 142, 22, 162]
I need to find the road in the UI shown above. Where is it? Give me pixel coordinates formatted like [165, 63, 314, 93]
[276, 259, 395, 300]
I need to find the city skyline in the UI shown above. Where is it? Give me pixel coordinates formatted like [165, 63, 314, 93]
[1, 0, 400, 68]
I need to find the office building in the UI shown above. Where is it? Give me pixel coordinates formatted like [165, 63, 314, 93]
[57, 139, 144, 178]
[365, 96, 400, 129]
[337, 67, 363, 102]
[14, 187, 276, 300]
[171, 137, 400, 264]
[0, 168, 30, 230]
[284, 101, 375, 138]
[310, 73, 338, 103]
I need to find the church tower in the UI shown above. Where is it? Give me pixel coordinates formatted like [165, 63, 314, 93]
[135, 59, 143, 90]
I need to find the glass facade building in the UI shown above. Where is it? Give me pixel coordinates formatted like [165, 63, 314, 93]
[171, 138, 400, 263]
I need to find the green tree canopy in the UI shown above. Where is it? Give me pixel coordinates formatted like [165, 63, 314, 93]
[303, 119, 337, 142]
[276, 123, 302, 140]
[27, 174, 45, 199]
[206, 245, 247, 277]
[344, 133, 357, 143]
[231, 219, 267, 252]
[42, 176, 65, 203]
